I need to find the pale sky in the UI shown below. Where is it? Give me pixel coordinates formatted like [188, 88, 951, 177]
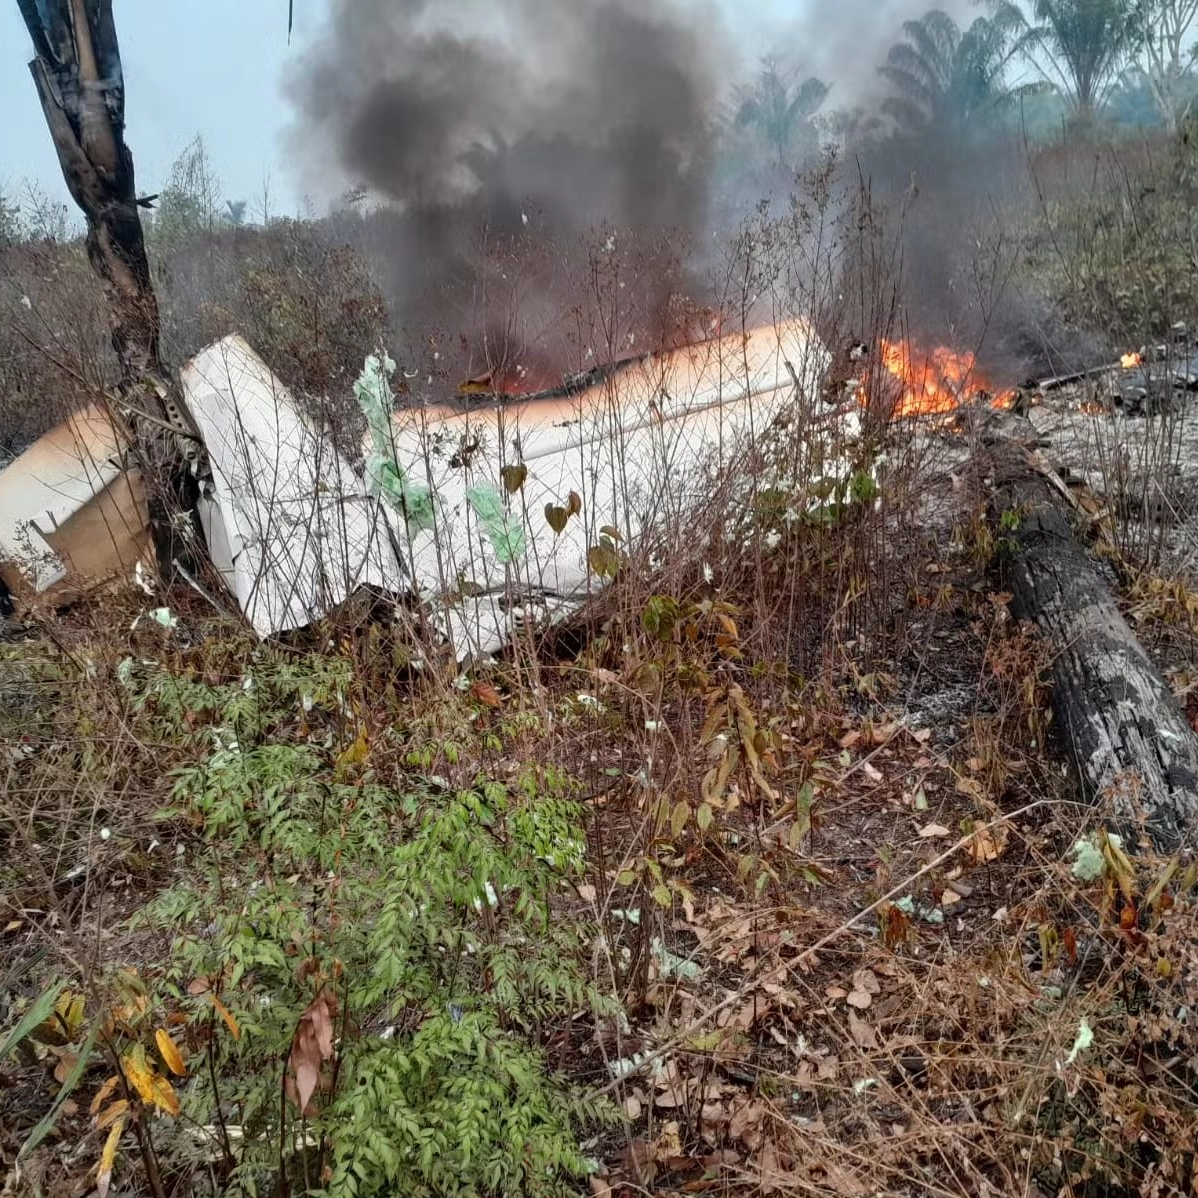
[1, 0, 317, 217]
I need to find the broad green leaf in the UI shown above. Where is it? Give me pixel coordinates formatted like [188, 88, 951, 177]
[21, 1015, 100, 1158]
[0, 981, 64, 1061]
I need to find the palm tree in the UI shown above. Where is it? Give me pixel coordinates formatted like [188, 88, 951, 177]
[735, 61, 830, 165]
[1025, 0, 1139, 121]
[880, 5, 1035, 140]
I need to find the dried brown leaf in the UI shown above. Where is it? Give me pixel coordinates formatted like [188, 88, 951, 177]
[287, 988, 338, 1116]
[847, 1011, 878, 1050]
[728, 1098, 766, 1148]
[470, 680, 502, 708]
[852, 968, 880, 995]
[967, 823, 1008, 863]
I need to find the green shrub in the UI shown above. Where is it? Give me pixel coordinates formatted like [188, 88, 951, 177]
[135, 654, 613, 1197]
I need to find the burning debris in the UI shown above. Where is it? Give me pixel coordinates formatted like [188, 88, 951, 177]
[878, 339, 1016, 417]
[1091, 342, 1198, 417]
[1035, 330, 1198, 418]
[824, 335, 1017, 419]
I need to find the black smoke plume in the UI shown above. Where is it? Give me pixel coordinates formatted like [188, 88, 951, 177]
[287, 0, 729, 390]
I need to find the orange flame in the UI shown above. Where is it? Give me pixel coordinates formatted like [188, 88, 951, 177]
[876, 339, 1014, 418]
[1120, 351, 1142, 369]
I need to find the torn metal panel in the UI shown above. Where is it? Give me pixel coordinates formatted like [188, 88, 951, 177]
[0, 403, 152, 601]
[180, 335, 405, 638]
[377, 318, 829, 658]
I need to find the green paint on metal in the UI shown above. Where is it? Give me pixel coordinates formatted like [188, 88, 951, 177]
[466, 484, 526, 564]
[354, 352, 436, 533]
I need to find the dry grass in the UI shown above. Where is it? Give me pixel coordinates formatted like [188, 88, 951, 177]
[3, 144, 1198, 1198]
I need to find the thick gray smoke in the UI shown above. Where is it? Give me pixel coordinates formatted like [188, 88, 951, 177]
[289, 0, 725, 235]
[285, 0, 1028, 389]
[286, 0, 734, 389]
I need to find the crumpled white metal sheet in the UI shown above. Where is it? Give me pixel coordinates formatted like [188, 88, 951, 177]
[378, 317, 830, 657]
[180, 335, 404, 637]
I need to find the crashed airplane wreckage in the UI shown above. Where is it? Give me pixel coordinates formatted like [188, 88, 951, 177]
[0, 319, 832, 656]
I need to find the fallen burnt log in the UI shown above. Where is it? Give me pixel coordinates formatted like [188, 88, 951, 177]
[976, 413, 1198, 854]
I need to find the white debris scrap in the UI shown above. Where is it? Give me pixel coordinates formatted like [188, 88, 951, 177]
[180, 336, 405, 637]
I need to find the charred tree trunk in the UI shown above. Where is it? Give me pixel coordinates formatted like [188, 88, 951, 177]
[980, 417, 1198, 855]
[16, 0, 202, 571]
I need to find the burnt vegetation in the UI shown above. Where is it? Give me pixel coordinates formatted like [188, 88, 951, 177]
[4, 2, 1198, 1198]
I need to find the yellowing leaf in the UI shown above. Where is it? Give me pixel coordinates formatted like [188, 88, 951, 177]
[696, 803, 713, 832]
[336, 731, 369, 770]
[155, 1029, 187, 1077]
[96, 1114, 125, 1198]
[670, 800, 690, 838]
[1101, 830, 1137, 902]
[90, 1074, 122, 1117]
[150, 1074, 181, 1117]
[587, 541, 619, 578]
[121, 1045, 157, 1108]
[95, 1099, 129, 1130]
[209, 995, 240, 1040]
[544, 503, 568, 534]
[57, 990, 87, 1038]
[32, 989, 83, 1046]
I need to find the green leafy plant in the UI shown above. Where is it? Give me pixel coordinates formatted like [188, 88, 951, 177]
[132, 654, 613, 1197]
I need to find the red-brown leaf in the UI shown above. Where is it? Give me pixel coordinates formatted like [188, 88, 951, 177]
[287, 988, 338, 1116]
